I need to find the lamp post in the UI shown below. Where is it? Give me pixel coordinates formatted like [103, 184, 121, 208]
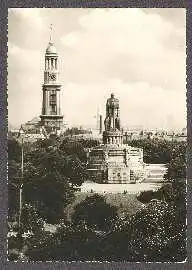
[18, 125, 25, 258]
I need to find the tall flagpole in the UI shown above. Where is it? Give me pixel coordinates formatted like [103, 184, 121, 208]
[18, 126, 25, 258]
[18, 137, 24, 232]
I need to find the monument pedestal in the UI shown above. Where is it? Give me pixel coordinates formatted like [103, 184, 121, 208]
[87, 144, 147, 184]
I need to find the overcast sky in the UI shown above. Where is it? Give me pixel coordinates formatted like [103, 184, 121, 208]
[8, 8, 186, 130]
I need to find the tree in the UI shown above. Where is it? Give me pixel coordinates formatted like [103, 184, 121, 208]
[8, 139, 22, 221]
[165, 156, 186, 181]
[59, 139, 88, 186]
[103, 201, 186, 262]
[136, 190, 155, 204]
[127, 138, 185, 164]
[79, 138, 100, 148]
[60, 139, 86, 161]
[60, 137, 100, 162]
[8, 138, 21, 162]
[130, 201, 186, 261]
[23, 143, 76, 224]
[72, 194, 118, 231]
[64, 127, 89, 136]
[26, 221, 102, 261]
[8, 136, 90, 224]
[63, 156, 88, 186]
[8, 160, 21, 221]
[8, 203, 46, 261]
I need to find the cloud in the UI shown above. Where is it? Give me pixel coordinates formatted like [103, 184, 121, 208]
[62, 80, 186, 130]
[8, 8, 48, 52]
[9, 8, 45, 30]
[62, 8, 180, 55]
[61, 8, 185, 90]
[8, 42, 42, 67]
[8, 8, 186, 130]
[8, 41, 43, 126]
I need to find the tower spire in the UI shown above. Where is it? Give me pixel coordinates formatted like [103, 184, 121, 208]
[49, 23, 53, 43]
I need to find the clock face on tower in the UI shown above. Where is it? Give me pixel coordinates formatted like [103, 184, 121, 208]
[49, 73, 56, 81]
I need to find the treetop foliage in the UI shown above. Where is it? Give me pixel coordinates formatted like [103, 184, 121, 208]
[72, 194, 118, 231]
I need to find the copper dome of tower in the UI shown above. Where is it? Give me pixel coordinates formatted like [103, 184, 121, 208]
[46, 41, 57, 54]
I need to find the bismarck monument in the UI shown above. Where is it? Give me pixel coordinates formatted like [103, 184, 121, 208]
[87, 93, 149, 184]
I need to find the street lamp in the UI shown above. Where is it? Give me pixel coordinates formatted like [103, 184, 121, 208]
[18, 125, 25, 257]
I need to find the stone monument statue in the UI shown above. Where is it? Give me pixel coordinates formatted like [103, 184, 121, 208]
[104, 93, 120, 131]
[103, 93, 123, 144]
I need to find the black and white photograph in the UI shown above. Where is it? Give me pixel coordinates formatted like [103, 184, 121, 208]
[8, 8, 186, 262]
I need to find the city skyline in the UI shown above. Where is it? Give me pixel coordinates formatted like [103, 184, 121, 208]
[8, 8, 186, 130]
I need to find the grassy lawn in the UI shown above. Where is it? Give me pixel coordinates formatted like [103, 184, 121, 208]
[65, 192, 144, 221]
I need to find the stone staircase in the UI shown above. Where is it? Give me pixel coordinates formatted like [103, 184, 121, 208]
[143, 164, 167, 183]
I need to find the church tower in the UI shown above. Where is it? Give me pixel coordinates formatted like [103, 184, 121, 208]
[40, 26, 63, 134]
